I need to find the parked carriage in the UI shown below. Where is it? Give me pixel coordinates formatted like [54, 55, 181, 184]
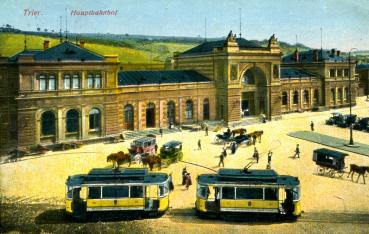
[129, 137, 156, 157]
[313, 148, 348, 178]
[214, 132, 232, 144]
[160, 141, 183, 163]
[65, 168, 173, 220]
[325, 112, 343, 125]
[353, 117, 369, 131]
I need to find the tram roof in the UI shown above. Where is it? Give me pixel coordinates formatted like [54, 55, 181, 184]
[66, 168, 169, 186]
[197, 169, 299, 186]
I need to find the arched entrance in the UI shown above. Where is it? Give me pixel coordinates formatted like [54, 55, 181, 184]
[241, 67, 267, 116]
[41, 110, 56, 143]
[167, 101, 176, 125]
[124, 104, 134, 130]
[146, 103, 156, 128]
[65, 109, 80, 139]
[203, 98, 209, 120]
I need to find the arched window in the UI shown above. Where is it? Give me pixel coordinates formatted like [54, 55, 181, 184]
[203, 98, 210, 120]
[124, 104, 134, 130]
[167, 101, 176, 124]
[89, 108, 100, 131]
[303, 90, 309, 104]
[243, 70, 255, 85]
[293, 91, 299, 104]
[330, 88, 336, 102]
[146, 103, 156, 128]
[66, 109, 79, 133]
[41, 111, 55, 136]
[337, 88, 342, 101]
[282, 92, 288, 105]
[185, 100, 193, 120]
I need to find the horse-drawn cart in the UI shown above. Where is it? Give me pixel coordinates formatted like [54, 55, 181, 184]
[129, 137, 156, 157]
[313, 148, 348, 178]
[160, 141, 183, 165]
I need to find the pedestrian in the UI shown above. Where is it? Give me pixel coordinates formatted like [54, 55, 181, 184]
[310, 121, 315, 131]
[218, 153, 225, 167]
[222, 147, 227, 158]
[231, 142, 236, 154]
[252, 135, 257, 145]
[182, 167, 187, 185]
[267, 150, 273, 169]
[253, 147, 259, 163]
[205, 126, 209, 136]
[227, 127, 231, 136]
[185, 173, 192, 190]
[293, 144, 300, 158]
[159, 128, 163, 137]
[154, 143, 158, 154]
[198, 139, 202, 150]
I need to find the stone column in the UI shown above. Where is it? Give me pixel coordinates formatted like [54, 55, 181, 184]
[57, 108, 64, 142]
[81, 106, 88, 139]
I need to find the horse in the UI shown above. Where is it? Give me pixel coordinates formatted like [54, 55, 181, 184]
[347, 164, 369, 184]
[142, 155, 162, 171]
[231, 128, 247, 137]
[107, 151, 131, 169]
[247, 130, 264, 144]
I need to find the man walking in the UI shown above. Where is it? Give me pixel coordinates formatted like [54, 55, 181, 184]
[294, 144, 300, 158]
[155, 143, 158, 154]
[182, 167, 187, 185]
[310, 121, 315, 131]
[198, 139, 202, 150]
[253, 147, 259, 163]
[267, 151, 273, 169]
[185, 173, 192, 190]
[205, 126, 209, 136]
[218, 153, 225, 167]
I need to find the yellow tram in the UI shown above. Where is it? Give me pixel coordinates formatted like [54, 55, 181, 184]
[195, 168, 301, 219]
[65, 168, 173, 219]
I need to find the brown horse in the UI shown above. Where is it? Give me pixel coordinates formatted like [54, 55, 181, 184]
[347, 164, 369, 184]
[247, 130, 264, 143]
[107, 151, 131, 169]
[231, 128, 247, 137]
[142, 155, 162, 171]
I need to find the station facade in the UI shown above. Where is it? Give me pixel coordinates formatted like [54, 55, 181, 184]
[0, 32, 360, 151]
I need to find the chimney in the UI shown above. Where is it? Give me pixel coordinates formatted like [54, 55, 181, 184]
[79, 41, 85, 48]
[294, 49, 299, 62]
[330, 48, 336, 57]
[313, 49, 319, 62]
[337, 50, 341, 57]
[43, 40, 50, 50]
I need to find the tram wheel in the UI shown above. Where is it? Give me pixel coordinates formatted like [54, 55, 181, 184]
[337, 171, 344, 177]
[317, 166, 325, 175]
[328, 170, 335, 178]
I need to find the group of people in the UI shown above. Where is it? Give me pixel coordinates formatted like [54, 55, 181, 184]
[182, 167, 192, 189]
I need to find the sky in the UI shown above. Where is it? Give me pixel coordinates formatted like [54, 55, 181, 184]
[1, 0, 369, 51]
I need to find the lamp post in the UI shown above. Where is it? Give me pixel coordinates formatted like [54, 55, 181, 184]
[347, 48, 358, 146]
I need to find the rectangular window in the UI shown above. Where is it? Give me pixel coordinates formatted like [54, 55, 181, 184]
[72, 75, 80, 89]
[39, 75, 46, 90]
[344, 69, 349, 77]
[130, 186, 143, 198]
[102, 186, 129, 198]
[88, 187, 101, 199]
[337, 69, 343, 77]
[64, 75, 71, 89]
[264, 188, 278, 200]
[159, 185, 169, 197]
[222, 187, 235, 199]
[197, 185, 207, 199]
[329, 69, 335, 77]
[236, 187, 263, 200]
[48, 75, 56, 90]
[87, 74, 94, 88]
[95, 75, 101, 88]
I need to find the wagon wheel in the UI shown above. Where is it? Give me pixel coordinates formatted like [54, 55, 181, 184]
[337, 171, 344, 177]
[317, 166, 325, 175]
[328, 170, 336, 178]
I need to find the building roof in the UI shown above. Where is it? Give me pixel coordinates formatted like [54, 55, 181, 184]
[282, 49, 347, 63]
[280, 67, 317, 79]
[118, 70, 211, 86]
[356, 64, 369, 70]
[8, 41, 104, 62]
[180, 38, 264, 56]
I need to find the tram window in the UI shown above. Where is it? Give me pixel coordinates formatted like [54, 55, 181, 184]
[197, 185, 207, 199]
[88, 187, 101, 199]
[236, 188, 263, 200]
[159, 185, 169, 197]
[293, 187, 301, 201]
[115, 186, 129, 198]
[66, 186, 73, 199]
[264, 188, 278, 200]
[102, 186, 129, 198]
[130, 186, 143, 198]
[222, 187, 235, 199]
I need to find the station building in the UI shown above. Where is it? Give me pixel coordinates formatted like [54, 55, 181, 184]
[0, 32, 359, 151]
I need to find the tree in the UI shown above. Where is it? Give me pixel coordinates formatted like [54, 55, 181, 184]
[37, 27, 40, 32]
